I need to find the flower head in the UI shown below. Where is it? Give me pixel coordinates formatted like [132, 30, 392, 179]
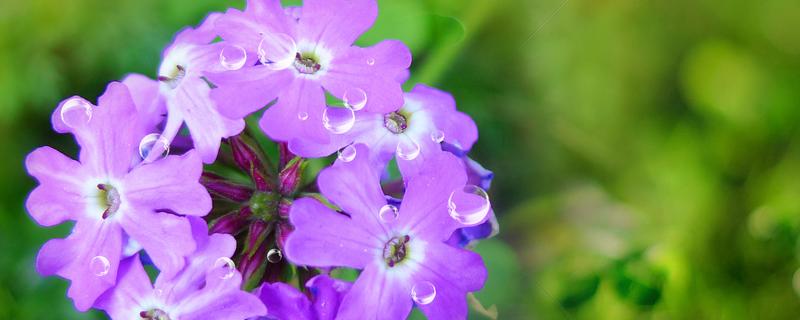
[28, 82, 212, 310]
[207, 0, 411, 147]
[284, 145, 488, 319]
[94, 219, 266, 319]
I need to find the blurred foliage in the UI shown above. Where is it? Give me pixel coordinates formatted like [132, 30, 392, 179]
[2, 0, 800, 319]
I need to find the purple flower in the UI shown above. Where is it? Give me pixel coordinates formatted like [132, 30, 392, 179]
[28, 82, 212, 310]
[252, 274, 351, 320]
[94, 219, 266, 319]
[154, 13, 246, 163]
[291, 84, 478, 178]
[207, 0, 411, 146]
[284, 145, 488, 319]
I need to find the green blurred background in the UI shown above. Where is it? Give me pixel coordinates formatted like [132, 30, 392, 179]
[2, 0, 800, 318]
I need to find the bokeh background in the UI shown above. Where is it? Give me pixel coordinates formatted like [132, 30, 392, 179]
[2, 0, 800, 318]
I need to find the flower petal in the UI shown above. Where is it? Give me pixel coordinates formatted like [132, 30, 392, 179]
[307, 274, 352, 320]
[94, 255, 153, 319]
[123, 150, 211, 217]
[407, 84, 478, 152]
[336, 265, 413, 320]
[253, 281, 314, 320]
[37, 219, 123, 311]
[322, 40, 411, 113]
[260, 77, 329, 143]
[173, 271, 266, 319]
[412, 242, 487, 319]
[25, 147, 87, 226]
[285, 197, 379, 268]
[298, 0, 378, 50]
[398, 152, 469, 242]
[119, 210, 195, 280]
[207, 67, 293, 120]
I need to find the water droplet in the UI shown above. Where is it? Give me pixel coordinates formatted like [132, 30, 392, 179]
[90, 256, 110, 277]
[322, 106, 355, 134]
[219, 44, 247, 70]
[431, 130, 445, 143]
[447, 184, 491, 226]
[338, 144, 357, 162]
[138, 134, 170, 162]
[366, 58, 375, 66]
[378, 204, 399, 223]
[60, 97, 93, 128]
[153, 287, 164, 297]
[411, 281, 436, 305]
[214, 257, 236, 280]
[267, 248, 282, 263]
[297, 112, 309, 121]
[343, 88, 368, 111]
[396, 138, 421, 161]
[258, 33, 297, 70]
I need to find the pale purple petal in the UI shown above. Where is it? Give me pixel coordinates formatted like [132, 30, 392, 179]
[413, 242, 487, 319]
[285, 197, 379, 268]
[253, 281, 313, 320]
[307, 275, 351, 320]
[94, 255, 153, 319]
[260, 77, 329, 143]
[298, 0, 377, 51]
[121, 73, 165, 131]
[25, 147, 86, 226]
[208, 67, 293, 120]
[118, 210, 195, 280]
[122, 150, 211, 217]
[322, 40, 411, 113]
[336, 266, 413, 320]
[173, 271, 266, 319]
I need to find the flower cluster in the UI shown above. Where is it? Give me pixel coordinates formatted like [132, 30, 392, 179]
[26, 1, 497, 319]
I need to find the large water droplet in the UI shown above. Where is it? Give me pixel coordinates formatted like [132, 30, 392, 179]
[323, 106, 355, 134]
[431, 130, 445, 143]
[90, 256, 110, 277]
[411, 281, 436, 305]
[338, 144, 357, 162]
[297, 111, 309, 121]
[214, 257, 236, 280]
[60, 97, 93, 128]
[219, 44, 247, 70]
[343, 88, 368, 111]
[258, 33, 296, 70]
[396, 138, 421, 161]
[378, 204, 399, 223]
[138, 134, 170, 162]
[447, 185, 491, 226]
[267, 248, 282, 263]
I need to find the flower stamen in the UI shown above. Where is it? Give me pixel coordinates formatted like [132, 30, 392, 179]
[383, 235, 411, 267]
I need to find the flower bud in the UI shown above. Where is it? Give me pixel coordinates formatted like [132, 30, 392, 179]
[279, 157, 306, 196]
[228, 135, 275, 191]
[209, 206, 251, 235]
[201, 172, 253, 203]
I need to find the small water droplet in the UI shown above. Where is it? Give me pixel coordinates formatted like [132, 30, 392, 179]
[154, 287, 164, 297]
[338, 144, 357, 162]
[60, 97, 93, 128]
[411, 281, 436, 305]
[90, 256, 110, 277]
[219, 44, 247, 70]
[214, 257, 236, 280]
[138, 134, 170, 162]
[297, 111, 309, 121]
[378, 204, 399, 223]
[431, 130, 445, 143]
[267, 248, 282, 263]
[258, 33, 297, 70]
[343, 88, 368, 111]
[366, 58, 375, 66]
[322, 107, 355, 134]
[447, 185, 491, 226]
[396, 138, 421, 161]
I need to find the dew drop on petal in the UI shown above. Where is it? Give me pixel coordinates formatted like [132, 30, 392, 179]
[378, 204, 399, 223]
[396, 138, 421, 161]
[323, 106, 355, 134]
[297, 111, 309, 121]
[138, 134, 170, 162]
[338, 144, 357, 162]
[219, 44, 247, 70]
[431, 130, 445, 143]
[60, 97, 93, 128]
[447, 184, 491, 226]
[411, 281, 436, 305]
[267, 248, 282, 263]
[366, 57, 375, 66]
[258, 33, 297, 70]
[153, 287, 164, 298]
[343, 88, 368, 111]
[90, 256, 110, 277]
[214, 257, 236, 280]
